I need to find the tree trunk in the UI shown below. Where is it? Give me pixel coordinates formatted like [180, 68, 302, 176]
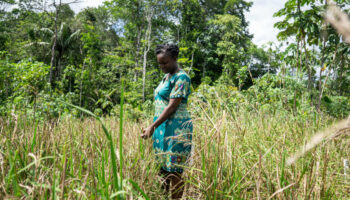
[134, 0, 142, 82]
[318, 44, 339, 111]
[80, 47, 85, 107]
[339, 53, 344, 95]
[296, 0, 302, 80]
[318, 40, 326, 111]
[134, 25, 142, 82]
[190, 50, 194, 74]
[296, 38, 300, 76]
[303, 37, 311, 93]
[49, 0, 61, 89]
[142, 5, 154, 102]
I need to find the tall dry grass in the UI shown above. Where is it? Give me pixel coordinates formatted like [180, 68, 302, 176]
[0, 94, 349, 199]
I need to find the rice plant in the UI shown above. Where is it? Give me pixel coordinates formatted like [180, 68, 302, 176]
[0, 91, 349, 199]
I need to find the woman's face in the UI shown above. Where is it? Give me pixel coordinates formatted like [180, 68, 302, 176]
[157, 53, 177, 74]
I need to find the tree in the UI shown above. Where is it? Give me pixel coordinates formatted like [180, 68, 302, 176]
[274, 0, 350, 105]
[142, 2, 155, 102]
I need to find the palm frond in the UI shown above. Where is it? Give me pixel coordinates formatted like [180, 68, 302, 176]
[24, 42, 50, 48]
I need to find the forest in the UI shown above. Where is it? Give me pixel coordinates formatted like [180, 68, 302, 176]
[0, 0, 349, 199]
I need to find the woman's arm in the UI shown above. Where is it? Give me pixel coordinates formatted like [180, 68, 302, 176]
[141, 98, 182, 139]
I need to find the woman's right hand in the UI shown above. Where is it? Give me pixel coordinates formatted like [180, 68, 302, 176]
[141, 125, 155, 139]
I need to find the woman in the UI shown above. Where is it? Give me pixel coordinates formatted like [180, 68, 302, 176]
[141, 44, 193, 199]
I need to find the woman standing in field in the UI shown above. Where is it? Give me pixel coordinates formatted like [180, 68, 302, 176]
[141, 44, 193, 199]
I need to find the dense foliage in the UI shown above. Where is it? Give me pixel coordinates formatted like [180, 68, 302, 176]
[0, 0, 349, 119]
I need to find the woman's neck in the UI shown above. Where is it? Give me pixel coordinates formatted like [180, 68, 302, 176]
[169, 64, 179, 75]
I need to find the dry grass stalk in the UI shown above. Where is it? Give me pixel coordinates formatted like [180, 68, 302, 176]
[1, 95, 349, 198]
[268, 182, 296, 199]
[287, 117, 350, 166]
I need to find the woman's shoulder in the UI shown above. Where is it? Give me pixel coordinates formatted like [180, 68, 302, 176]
[176, 69, 190, 80]
[169, 69, 190, 85]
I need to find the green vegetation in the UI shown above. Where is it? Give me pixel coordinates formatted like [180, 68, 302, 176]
[0, 0, 349, 199]
[1, 84, 349, 198]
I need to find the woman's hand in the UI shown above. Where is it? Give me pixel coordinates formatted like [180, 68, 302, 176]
[141, 125, 156, 139]
[141, 99, 181, 140]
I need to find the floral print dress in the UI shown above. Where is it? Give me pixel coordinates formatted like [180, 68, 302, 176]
[152, 69, 193, 173]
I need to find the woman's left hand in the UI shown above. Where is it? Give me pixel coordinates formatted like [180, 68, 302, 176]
[141, 125, 155, 139]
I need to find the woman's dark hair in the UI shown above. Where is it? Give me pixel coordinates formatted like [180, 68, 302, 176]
[155, 43, 179, 58]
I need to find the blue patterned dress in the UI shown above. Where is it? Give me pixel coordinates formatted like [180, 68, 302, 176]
[152, 69, 193, 173]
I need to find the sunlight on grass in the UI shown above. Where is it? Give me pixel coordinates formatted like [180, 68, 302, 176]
[0, 92, 349, 199]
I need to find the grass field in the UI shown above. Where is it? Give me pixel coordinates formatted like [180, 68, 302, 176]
[0, 94, 349, 199]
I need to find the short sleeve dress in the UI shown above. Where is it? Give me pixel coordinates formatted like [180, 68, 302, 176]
[152, 69, 193, 173]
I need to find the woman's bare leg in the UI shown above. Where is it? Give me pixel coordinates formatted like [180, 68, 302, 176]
[160, 169, 184, 199]
[160, 169, 171, 195]
[169, 172, 184, 199]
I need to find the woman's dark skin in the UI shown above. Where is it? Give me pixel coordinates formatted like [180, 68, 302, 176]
[141, 52, 185, 199]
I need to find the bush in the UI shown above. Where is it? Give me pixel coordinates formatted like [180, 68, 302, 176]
[322, 95, 350, 118]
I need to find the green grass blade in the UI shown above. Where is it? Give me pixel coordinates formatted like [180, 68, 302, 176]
[129, 179, 150, 200]
[110, 191, 127, 198]
[17, 156, 54, 174]
[60, 100, 120, 197]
